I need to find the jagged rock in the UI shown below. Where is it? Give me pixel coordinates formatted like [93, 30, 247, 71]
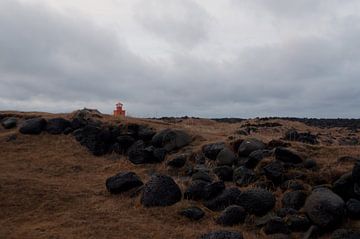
[204, 188, 242, 211]
[184, 180, 209, 201]
[45, 118, 71, 134]
[216, 148, 236, 166]
[216, 205, 247, 226]
[105, 172, 143, 194]
[264, 161, 285, 184]
[202, 142, 225, 160]
[199, 231, 243, 239]
[19, 118, 47, 135]
[151, 129, 191, 151]
[331, 229, 360, 239]
[1, 117, 17, 129]
[286, 215, 310, 232]
[263, 217, 291, 235]
[167, 154, 187, 168]
[275, 147, 303, 164]
[238, 138, 265, 156]
[304, 187, 345, 228]
[282, 190, 307, 210]
[237, 188, 275, 216]
[141, 175, 182, 207]
[244, 149, 271, 168]
[233, 166, 257, 186]
[213, 166, 233, 181]
[179, 206, 205, 220]
[346, 198, 360, 219]
[203, 181, 225, 200]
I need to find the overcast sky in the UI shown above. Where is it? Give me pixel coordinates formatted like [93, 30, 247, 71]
[1, 0, 360, 118]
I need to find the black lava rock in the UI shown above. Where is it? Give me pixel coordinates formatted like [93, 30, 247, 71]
[179, 206, 205, 220]
[263, 217, 291, 235]
[233, 166, 257, 186]
[237, 188, 276, 216]
[19, 118, 47, 135]
[346, 198, 360, 219]
[184, 180, 209, 201]
[216, 205, 247, 226]
[45, 118, 71, 134]
[167, 154, 187, 168]
[151, 129, 191, 151]
[275, 147, 303, 164]
[141, 175, 182, 207]
[213, 166, 233, 181]
[105, 172, 143, 194]
[1, 117, 17, 129]
[202, 142, 225, 160]
[238, 139, 265, 157]
[304, 187, 345, 228]
[204, 188, 242, 211]
[282, 190, 307, 210]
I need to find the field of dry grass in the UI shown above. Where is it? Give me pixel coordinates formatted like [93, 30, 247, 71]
[1, 111, 360, 239]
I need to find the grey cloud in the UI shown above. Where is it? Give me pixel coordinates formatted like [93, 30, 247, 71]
[134, 0, 211, 48]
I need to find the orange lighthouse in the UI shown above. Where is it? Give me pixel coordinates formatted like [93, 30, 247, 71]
[113, 102, 126, 117]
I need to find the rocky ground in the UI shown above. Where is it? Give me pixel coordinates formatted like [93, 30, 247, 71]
[1, 109, 360, 239]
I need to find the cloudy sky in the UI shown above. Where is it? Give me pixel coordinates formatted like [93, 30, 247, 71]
[1, 0, 360, 118]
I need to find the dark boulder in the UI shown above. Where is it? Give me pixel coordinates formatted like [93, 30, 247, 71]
[275, 147, 303, 164]
[237, 188, 275, 216]
[192, 170, 213, 183]
[286, 215, 311, 232]
[331, 229, 360, 239]
[353, 160, 360, 191]
[202, 142, 225, 160]
[244, 149, 271, 168]
[45, 118, 71, 134]
[141, 175, 182, 207]
[73, 125, 112, 156]
[263, 161, 285, 184]
[216, 205, 247, 226]
[213, 166, 233, 181]
[1, 117, 17, 129]
[184, 180, 209, 201]
[137, 125, 156, 141]
[151, 129, 191, 151]
[128, 140, 166, 164]
[304, 187, 345, 228]
[233, 166, 257, 186]
[199, 231, 243, 239]
[19, 118, 47, 135]
[304, 158, 318, 170]
[204, 188, 242, 211]
[216, 148, 236, 166]
[167, 154, 187, 168]
[105, 172, 143, 194]
[284, 129, 318, 145]
[116, 135, 135, 153]
[179, 206, 205, 220]
[203, 181, 225, 200]
[238, 138, 265, 156]
[346, 198, 360, 219]
[282, 190, 307, 210]
[263, 217, 291, 235]
[332, 172, 358, 201]
[276, 208, 298, 218]
[267, 139, 291, 149]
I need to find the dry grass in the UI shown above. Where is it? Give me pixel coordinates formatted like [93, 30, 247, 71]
[0, 112, 360, 238]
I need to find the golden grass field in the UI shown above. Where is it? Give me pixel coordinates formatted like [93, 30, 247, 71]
[1, 111, 360, 239]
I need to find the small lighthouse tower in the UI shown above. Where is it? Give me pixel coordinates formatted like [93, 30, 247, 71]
[113, 102, 126, 117]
